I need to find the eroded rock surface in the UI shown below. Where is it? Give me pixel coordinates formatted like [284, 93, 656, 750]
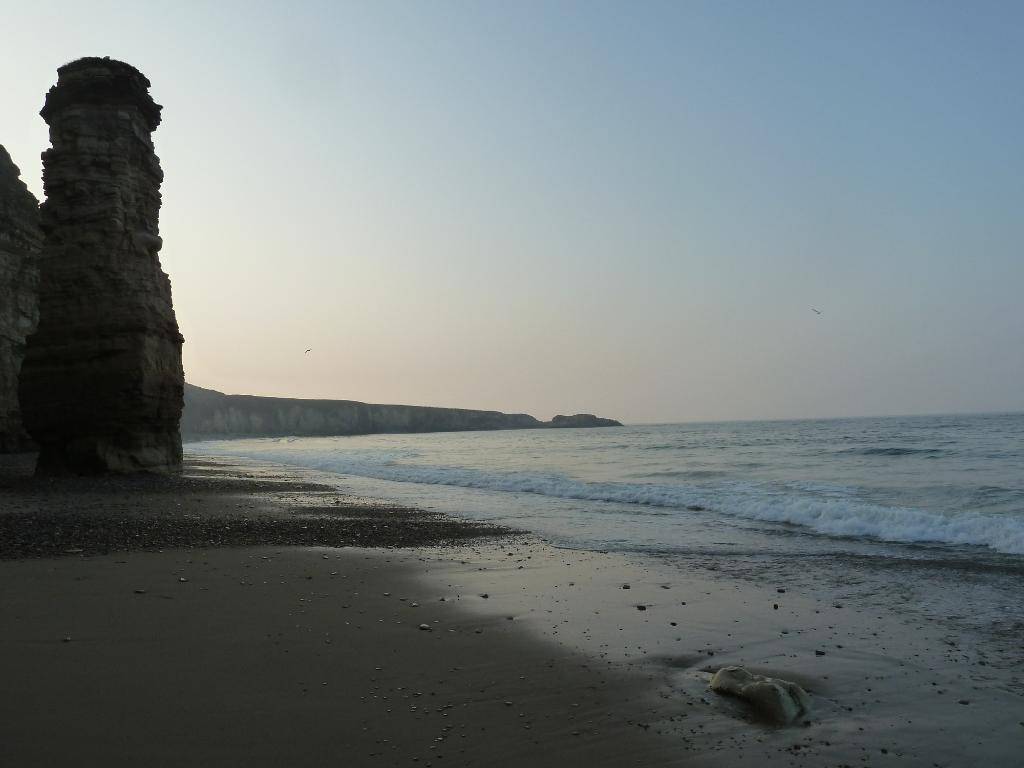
[19, 57, 183, 473]
[0, 146, 41, 452]
[709, 666, 812, 725]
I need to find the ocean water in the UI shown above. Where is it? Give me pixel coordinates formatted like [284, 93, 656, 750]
[188, 413, 1024, 555]
[187, 413, 1024, 648]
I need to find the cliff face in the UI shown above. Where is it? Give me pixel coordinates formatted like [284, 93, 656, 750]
[18, 58, 184, 473]
[0, 146, 42, 452]
[182, 383, 621, 439]
[182, 384, 542, 438]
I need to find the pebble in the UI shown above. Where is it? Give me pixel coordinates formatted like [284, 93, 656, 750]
[419, 624, 432, 631]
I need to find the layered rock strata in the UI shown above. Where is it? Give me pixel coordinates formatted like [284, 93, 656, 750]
[0, 146, 42, 452]
[182, 383, 621, 439]
[19, 58, 184, 473]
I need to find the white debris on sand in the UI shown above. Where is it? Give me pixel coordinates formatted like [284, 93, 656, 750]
[710, 666, 812, 725]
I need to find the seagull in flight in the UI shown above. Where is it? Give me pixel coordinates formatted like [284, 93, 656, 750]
[304, 348, 312, 354]
[811, 308, 822, 315]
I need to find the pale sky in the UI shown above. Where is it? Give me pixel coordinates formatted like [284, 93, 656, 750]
[3, 1, 1022, 423]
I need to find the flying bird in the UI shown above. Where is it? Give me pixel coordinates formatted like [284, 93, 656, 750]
[811, 308, 822, 315]
[304, 348, 312, 354]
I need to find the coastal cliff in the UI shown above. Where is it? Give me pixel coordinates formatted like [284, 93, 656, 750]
[182, 383, 621, 439]
[19, 58, 184, 473]
[0, 146, 42, 452]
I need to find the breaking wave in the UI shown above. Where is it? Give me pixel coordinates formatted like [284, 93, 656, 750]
[187, 441, 1024, 556]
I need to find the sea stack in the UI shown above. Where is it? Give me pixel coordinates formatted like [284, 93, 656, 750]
[19, 57, 184, 473]
[0, 146, 42, 452]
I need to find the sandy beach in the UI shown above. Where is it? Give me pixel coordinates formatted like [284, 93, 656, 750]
[3, 7, 1022, 766]
[1, 457, 678, 767]
[2, 455, 1022, 767]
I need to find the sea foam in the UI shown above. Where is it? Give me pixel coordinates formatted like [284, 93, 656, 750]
[187, 441, 1024, 556]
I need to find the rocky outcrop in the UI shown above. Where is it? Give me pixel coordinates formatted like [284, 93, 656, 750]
[19, 58, 184, 473]
[549, 413, 622, 428]
[710, 666, 812, 725]
[182, 383, 621, 439]
[0, 146, 42, 452]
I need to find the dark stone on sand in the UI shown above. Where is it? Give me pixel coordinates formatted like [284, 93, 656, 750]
[0, 459, 515, 560]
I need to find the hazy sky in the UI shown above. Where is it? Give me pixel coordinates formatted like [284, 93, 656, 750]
[3, 1, 1022, 422]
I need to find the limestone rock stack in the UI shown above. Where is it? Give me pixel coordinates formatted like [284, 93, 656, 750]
[0, 146, 42, 452]
[19, 57, 184, 473]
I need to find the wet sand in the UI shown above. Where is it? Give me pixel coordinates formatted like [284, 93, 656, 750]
[1, 455, 1022, 766]
[1, 546, 683, 767]
[407, 540, 1024, 766]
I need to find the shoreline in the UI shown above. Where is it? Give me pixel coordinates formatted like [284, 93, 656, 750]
[0, 455, 515, 559]
[2, 453, 1023, 766]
